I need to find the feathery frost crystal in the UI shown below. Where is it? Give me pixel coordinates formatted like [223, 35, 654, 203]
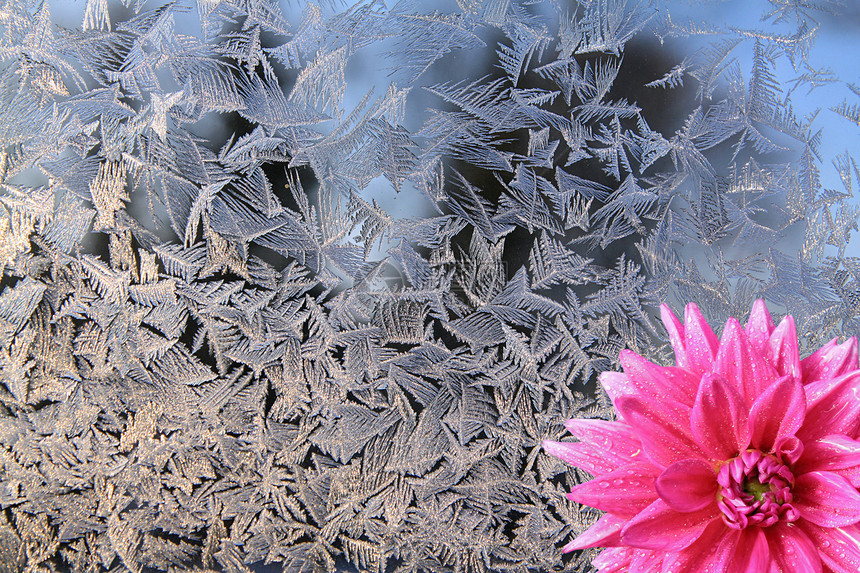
[544, 300, 860, 572]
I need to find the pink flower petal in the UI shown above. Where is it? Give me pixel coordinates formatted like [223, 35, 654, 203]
[713, 318, 779, 405]
[801, 337, 859, 386]
[766, 315, 802, 381]
[598, 371, 637, 406]
[566, 462, 659, 517]
[655, 458, 717, 513]
[543, 440, 620, 476]
[621, 498, 718, 551]
[661, 303, 688, 369]
[799, 371, 860, 442]
[726, 527, 771, 573]
[745, 299, 775, 355]
[616, 395, 702, 468]
[683, 303, 720, 376]
[748, 374, 805, 452]
[798, 522, 860, 573]
[766, 521, 822, 573]
[630, 547, 667, 571]
[563, 513, 626, 552]
[620, 349, 699, 406]
[563, 418, 645, 463]
[795, 434, 860, 488]
[690, 373, 751, 461]
[661, 519, 738, 573]
[773, 434, 804, 465]
[591, 547, 634, 572]
[793, 434, 860, 488]
[793, 471, 860, 527]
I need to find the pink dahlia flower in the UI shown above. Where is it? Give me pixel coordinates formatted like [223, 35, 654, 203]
[543, 301, 860, 572]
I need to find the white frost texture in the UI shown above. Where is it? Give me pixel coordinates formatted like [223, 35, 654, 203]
[0, 0, 859, 571]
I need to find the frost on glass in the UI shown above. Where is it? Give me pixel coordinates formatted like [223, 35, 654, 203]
[0, 0, 858, 571]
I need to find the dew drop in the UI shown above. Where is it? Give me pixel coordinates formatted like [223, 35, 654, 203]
[600, 481, 609, 488]
[821, 540, 831, 549]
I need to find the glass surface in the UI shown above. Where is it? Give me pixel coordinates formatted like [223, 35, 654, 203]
[0, 1, 858, 571]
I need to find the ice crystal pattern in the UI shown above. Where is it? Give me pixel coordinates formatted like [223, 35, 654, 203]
[545, 300, 860, 572]
[0, 0, 859, 572]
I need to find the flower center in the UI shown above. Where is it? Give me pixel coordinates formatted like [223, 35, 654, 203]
[716, 450, 799, 529]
